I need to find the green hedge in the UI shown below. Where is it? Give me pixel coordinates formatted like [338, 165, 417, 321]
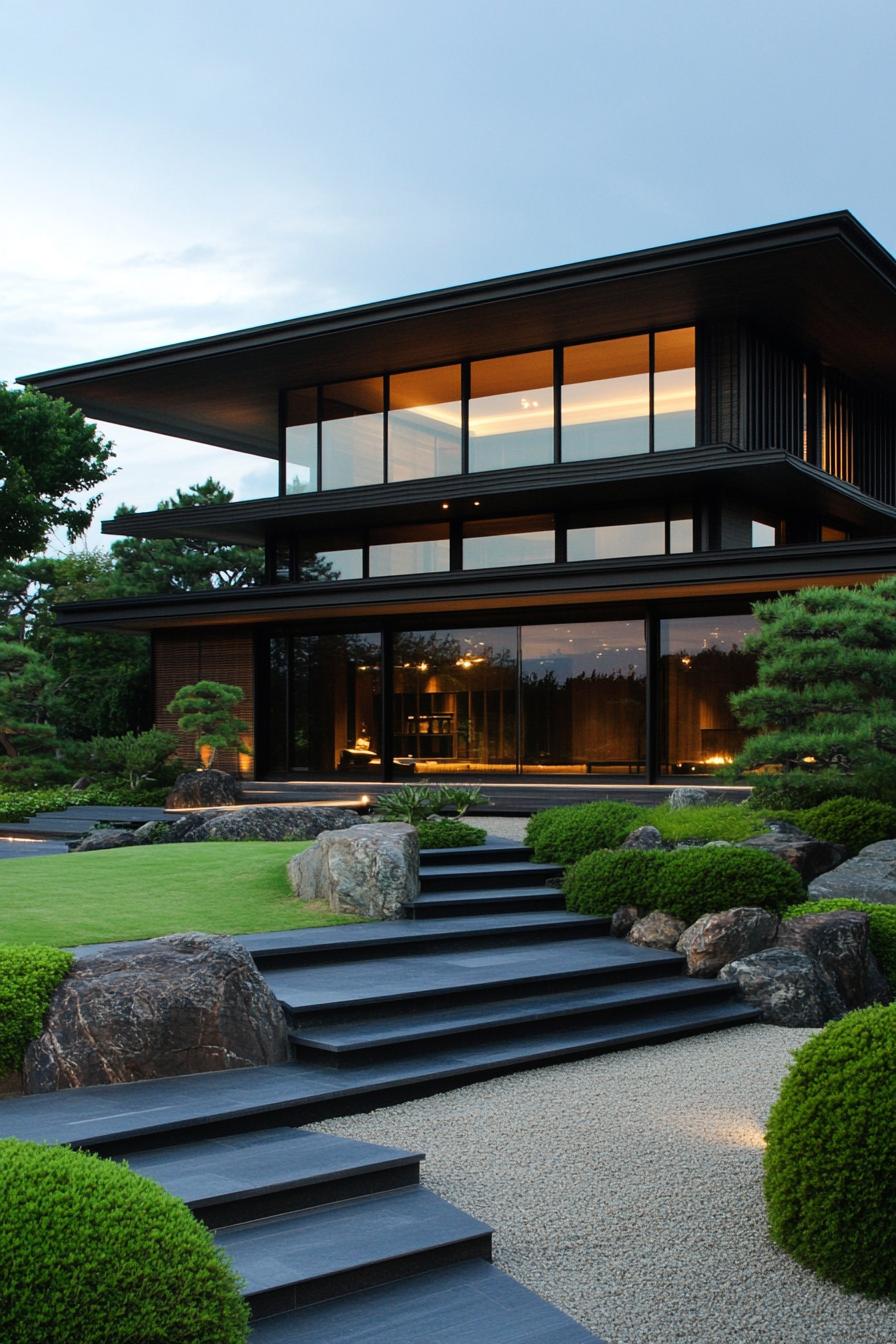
[417, 818, 487, 849]
[764, 1004, 896, 1299]
[0, 1139, 249, 1342]
[647, 802, 764, 843]
[0, 784, 169, 824]
[526, 801, 644, 865]
[565, 846, 803, 925]
[0, 946, 73, 1074]
[784, 898, 896, 989]
[789, 797, 896, 856]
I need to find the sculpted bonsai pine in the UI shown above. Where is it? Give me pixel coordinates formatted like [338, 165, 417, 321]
[166, 680, 250, 770]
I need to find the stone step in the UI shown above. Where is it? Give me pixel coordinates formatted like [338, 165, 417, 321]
[404, 886, 566, 917]
[122, 1126, 423, 1228]
[248, 1259, 602, 1343]
[288, 976, 735, 1056]
[420, 861, 564, 891]
[419, 841, 533, 866]
[215, 1185, 492, 1319]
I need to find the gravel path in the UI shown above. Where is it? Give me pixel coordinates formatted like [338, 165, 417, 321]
[311, 1024, 896, 1344]
[483, 817, 530, 842]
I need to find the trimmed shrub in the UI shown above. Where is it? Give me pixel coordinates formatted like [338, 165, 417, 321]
[0, 946, 73, 1074]
[646, 802, 765, 843]
[790, 796, 896, 856]
[526, 801, 644, 865]
[0, 1139, 249, 1342]
[784, 898, 896, 989]
[0, 784, 169, 824]
[764, 1004, 896, 1299]
[747, 770, 862, 812]
[417, 818, 487, 849]
[565, 846, 802, 924]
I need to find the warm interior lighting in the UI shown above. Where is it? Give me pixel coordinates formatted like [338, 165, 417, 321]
[702, 753, 734, 767]
[802, 755, 817, 764]
[441, 502, 450, 510]
[680, 655, 693, 668]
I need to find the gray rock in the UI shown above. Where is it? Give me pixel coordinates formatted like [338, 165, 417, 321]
[621, 825, 665, 851]
[764, 819, 812, 839]
[162, 805, 361, 844]
[288, 822, 419, 919]
[165, 768, 242, 809]
[739, 831, 847, 882]
[718, 947, 844, 1026]
[776, 910, 891, 1009]
[808, 845, 896, 905]
[610, 904, 641, 938]
[628, 910, 687, 950]
[132, 819, 173, 844]
[23, 932, 289, 1092]
[677, 907, 779, 977]
[155, 811, 221, 843]
[668, 787, 711, 809]
[73, 828, 138, 852]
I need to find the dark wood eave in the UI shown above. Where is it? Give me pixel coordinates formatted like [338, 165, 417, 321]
[19, 212, 896, 459]
[54, 537, 896, 633]
[98, 448, 896, 545]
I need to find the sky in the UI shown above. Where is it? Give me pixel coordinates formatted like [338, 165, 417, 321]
[3, 0, 896, 550]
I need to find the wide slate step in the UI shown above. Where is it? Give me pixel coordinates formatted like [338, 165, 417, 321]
[289, 976, 735, 1054]
[0, 1003, 759, 1154]
[404, 886, 566, 917]
[420, 841, 533, 866]
[216, 1185, 492, 1318]
[123, 1127, 423, 1228]
[236, 912, 607, 968]
[267, 936, 680, 1014]
[249, 1259, 602, 1343]
[420, 862, 563, 892]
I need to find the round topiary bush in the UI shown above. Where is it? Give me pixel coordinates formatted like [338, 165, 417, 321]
[526, 801, 644, 865]
[417, 818, 487, 849]
[792, 796, 896, 856]
[784, 897, 896, 989]
[564, 845, 802, 923]
[764, 1004, 896, 1298]
[0, 1139, 249, 1343]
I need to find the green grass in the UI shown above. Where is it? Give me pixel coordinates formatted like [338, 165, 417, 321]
[0, 842, 355, 946]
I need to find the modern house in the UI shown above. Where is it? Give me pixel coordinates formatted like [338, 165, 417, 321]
[25, 211, 896, 783]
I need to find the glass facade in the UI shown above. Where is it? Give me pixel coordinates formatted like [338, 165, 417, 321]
[388, 366, 462, 481]
[562, 336, 650, 460]
[654, 328, 696, 452]
[468, 351, 554, 473]
[660, 614, 758, 773]
[284, 388, 318, 494]
[368, 523, 450, 577]
[462, 516, 555, 569]
[567, 506, 693, 562]
[321, 378, 384, 490]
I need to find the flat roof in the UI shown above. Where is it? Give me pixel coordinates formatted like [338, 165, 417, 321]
[19, 211, 896, 460]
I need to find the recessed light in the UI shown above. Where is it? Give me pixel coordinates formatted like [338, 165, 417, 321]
[441, 502, 449, 510]
[473, 500, 481, 507]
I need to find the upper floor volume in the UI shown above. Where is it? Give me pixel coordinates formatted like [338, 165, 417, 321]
[19, 211, 896, 545]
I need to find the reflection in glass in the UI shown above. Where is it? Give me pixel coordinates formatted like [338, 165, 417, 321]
[654, 328, 696, 452]
[393, 628, 517, 773]
[752, 519, 777, 547]
[522, 622, 646, 774]
[369, 523, 450, 577]
[388, 366, 462, 481]
[284, 388, 318, 494]
[660, 614, 757, 773]
[562, 336, 649, 461]
[321, 378, 384, 489]
[567, 507, 693, 561]
[468, 351, 554, 473]
[286, 633, 382, 774]
[295, 538, 363, 582]
[463, 516, 554, 569]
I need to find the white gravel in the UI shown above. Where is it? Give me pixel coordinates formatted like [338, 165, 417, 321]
[310, 1024, 896, 1344]
[483, 817, 530, 842]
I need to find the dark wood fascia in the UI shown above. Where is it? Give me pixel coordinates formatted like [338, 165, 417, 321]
[54, 537, 896, 633]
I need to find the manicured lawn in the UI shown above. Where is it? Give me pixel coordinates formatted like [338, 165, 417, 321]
[0, 841, 356, 946]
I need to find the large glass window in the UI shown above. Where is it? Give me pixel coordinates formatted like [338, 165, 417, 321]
[468, 351, 554, 473]
[368, 523, 450, 577]
[567, 505, 693, 562]
[521, 621, 646, 774]
[284, 388, 318, 494]
[562, 336, 650, 461]
[295, 533, 364, 582]
[388, 365, 462, 481]
[393, 628, 517, 774]
[321, 378, 384, 489]
[267, 633, 382, 775]
[654, 328, 696, 452]
[463, 515, 555, 569]
[660, 614, 757, 773]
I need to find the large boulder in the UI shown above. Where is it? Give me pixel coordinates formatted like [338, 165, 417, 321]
[23, 932, 289, 1093]
[627, 910, 687, 950]
[776, 910, 890, 1009]
[808, 839, 896, 905]
[668, 786, 710, 809]
[677, 907, 779, 977]
[166, 769, 242, 809]
[73, 828, 138, 852]
[621, 825, 665, 851]
[738, 831, 847, 883]
[718, 947, 844, 1026]
[161, 805, 361, 844]
[288, 822, 419, 919]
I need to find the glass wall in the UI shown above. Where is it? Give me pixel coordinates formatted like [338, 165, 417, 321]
[654, 328, 696, 452]
[295, 532, 364, 581]
[321, 378, 384, 490]
[369, 523, 450, 577]
[265, 633, 382, 775]
[660, 614, 757, 773]
[463, 516, 555, 569]
[393, 628, 518, 773]
[521, 622, 646, 774]
[467, 351, 554, 472]
[567, 505, 692, 562]
[562, 336, 650, 460]
[388, 365, 462, 481]
[284, 388, 318, 494]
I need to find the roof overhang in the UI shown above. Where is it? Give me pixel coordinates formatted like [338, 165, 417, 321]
[20, 211, 896, 461]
